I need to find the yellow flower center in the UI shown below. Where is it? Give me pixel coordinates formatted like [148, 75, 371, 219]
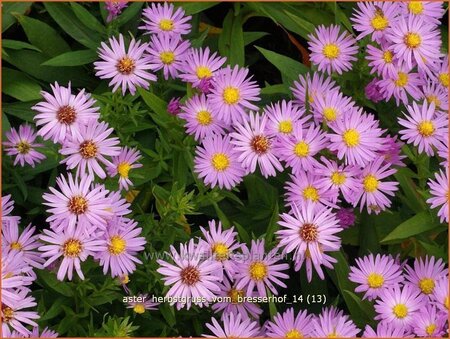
[57, 105, 77, 124]
[278, 120, 293, 134]
[417, 120, 435, 137]
[68, 196, 88, 215]
[303, 186, 319, 202]
[211, 153, 230, 171]
[439, 73, 449, 87]
[196, 66, 212, 79]
[300, 223, 318, 242]
[367, 273, 384, 288]
[425, 324, 436, 336]
[323, 107, 337, 122]
[445, 296, 449, 309]
[116, 57, 135, 75]
[63, 238, 83, 257]
[17, 141, 31, 154]
[228, 288, 244, 304]
[322, 43, 340, 59]
[363, 174, 379, 193]
[133, 304, 145, 314]
[342, 129, 360, 147]
[294, 141, 310, 157]
[404, 32, 421, 48]
[196, 110, 213, 126]
[408, 1, 424, 14]
[108, 235, 126, 255]
[117, 162, 131, 178]
[286, 329, 303, 338]
[308, 91, 315, 104]
[383, 50, 393, 63]
[327, 332, 338, 338]
[79, 140, 98, 159]
[160, 51, 175, 65]
[331, 171, 346, 185]
[120, 275, 130, 284]
[159, 18, 174, 31]
[426, 95, 441, 108]
[395, 72, 409, 87]
[249, 261, 268, 281]
[2, 306, 14, 323]
[419, 278, 435, 294]
[10, 242, 22, 250]
[251, 135, 270, 154]
[212, 242, 229, 261]
[223, 87, 240, 104]
[371, 14, 389, 31]
[392, 304, 408, 318]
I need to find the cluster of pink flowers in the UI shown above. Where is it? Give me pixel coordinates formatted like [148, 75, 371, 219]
[349, 254, 448, 337]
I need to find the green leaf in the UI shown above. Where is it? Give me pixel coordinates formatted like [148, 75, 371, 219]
[243, 31, 269, 46]
[264, 201, 279, 243]
[42, 50, 98, 67]
[2, 2, 32, 32]
[2, 68, 41, 101]
[138, 88, 171, 128]
[342, 290, 376, 327]
[218, 11, 233, 62]
[381, 211, 442, 244]
[39, 298, 65, 321]
[16, 14, 71, 57]
[176, 2, 218, 15]
[2, 112, 11, 139]
[36, 270, 74, 297]
[70, 3, 105, 34]
[394, 168, 427, 213]
[116, 2, 144, 26]
[2, 39, 41, 52]
[4, 101, 37, 122]
[229, 14, 245, 66]
[233, 221, 250, 244]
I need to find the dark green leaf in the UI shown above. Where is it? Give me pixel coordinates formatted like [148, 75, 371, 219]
[42, 50, 98, 67]
[176, 2, 218, 15]
[2, 39, 41, 52]
[70, 3, 106, 34]
[2, 68, 41, 101]
[2, 2, 32, 32]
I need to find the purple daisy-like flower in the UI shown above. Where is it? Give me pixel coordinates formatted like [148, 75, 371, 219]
[42, 173, 112, 232]
[1, 290, 39, 336]
[60, 120, 121, 179]
[266, 307, 314, 338]
[275, 123, 328, 173]
[434, 55, 449, 88]
[147, 34, 191, 80]
[398, 101, 447, 156]
[291, 72, 338, 107]
[431, 276, 449, 312]
[327, 108, 385, 166]
[140, 2, 191, 37]
[97, 217, 146, 277]
[362, 322, 411, 338]
[277, 203, 341, 281]
[366, 43, 398, 78]
[413, 305, 447, 337]
[105, 189, 132, 219]
[179, 94, 227, 141]
[399, 1, 445, 26]
[353, 156, 399, 214]
[378, 135, 407, 167]
[39, 225, 105, 281]
[230, 112, 283, 178]
[405, 256, 447, 296]
[378, 66, 424, 106]
[235, 239, 289, 297]
[203, 312, 260, 338]
[436, 138, 448, 167]
[351, 2, 398, 42]
[194, 134, 245, 190]
[105, 1, 127, 22]
[3, 124, 46, 168]
[211, 275, 262, 321]
[375, 284, 426, 328]
[94, 34, 157, 95]
[336, 208, 356, 229]
[308, 24, 358, 75]
[263, 100, 308, 138]
[157, 238, 222, 310]
[427, 169, 449, 223]
[179, 47, 226, 88]
[349, 253, 404, 301]
[386, 14, 442, 73]
[208, 65, 260, 125]
[1, 195, 21, 228]
[107, 147, 142, 191]
[312, 306, 361, 338]
[422, 80, 448, 111]
[32, 82, 99, 143]
[126, 293, 159, 314]
[312, 89, 354, 125]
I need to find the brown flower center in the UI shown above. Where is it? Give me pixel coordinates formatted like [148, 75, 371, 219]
[57, 105, 77, 125]
[79, 140, 98, 159]
[180, 265, 200, 285]
[68, 196, 88, 215]
[251, 135, 270, 154]
[116, 56, 135, 75]
[1, 305, 14, 323]
[300, 223, 318, 242]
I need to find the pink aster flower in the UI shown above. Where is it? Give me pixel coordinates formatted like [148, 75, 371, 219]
[204, 313, 260, 338]
[140, 2, 191, 37]
[97, 217, 145, 277]
[1, 290, 39, 336]
[266, 308, 314, 338]
[434, 55, 449, 88]
[105, 189, 132, 219]
[378, 135, 407, 167]
[378, 66, 424, 106]
[312, 306, 361, 338]
[362, 322, 410, 338]
[94, 34, 156, 95]
[211, 275, 262, 321]
[235, 239, 289, 297]
[375, 284, 426, 328]
[105, 1, 127, 22]
[327, 108, 385, 166]
[431, 276, 449, 312]
[157, 238, 222, 310]
[3, 124, 45, 167]
[60, 120, 121, 179]
[349, 253, 404, 301]
[230, 112, 283, 178]
[277, 203, 341, 281]
[147, 34, 190, 80]
[351, 2, 398, 42]
[312, 89, 354, 125]
[285, 170, 339, 211]
[366, 43, 398, 78]
[1, 194, 21, 228]
[28, 326, 59, 338]
[199, 220, 241, 276]
[178, 94, 227, 141]
[126, 293, 159, 314]
[2, 250, 34, 307]
[291, 72, 338, 107]
[336, 208, 356, 228]
[353, 156, 399, 214]
[398, 101, 447, 156]
[32, 82, 99, 143]
[427, 169, 449, 223]
[107, 147, 142, 191]
[405, 256, 447, 296]
[422, 80, 448, 111]
[167, 97, 181, 115]
[413, 304, 447, 337]
[194, 134, 245, 190]
[399, 1, 445, 26]
[39, 225, 105, 281]
[179, 47, 226, 88]
[42, 173, 112, 232]
[308, 24, 358, 75]
[207, 65, 260, 125]
[263, 100, 309, 138]
[386, 14, 442, 73]
[275, 123, 328, 173]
